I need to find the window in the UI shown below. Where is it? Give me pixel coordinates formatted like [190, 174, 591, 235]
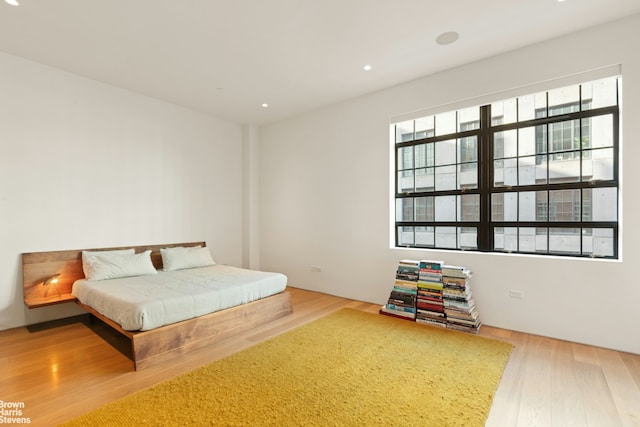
[393, 76, 620, 258]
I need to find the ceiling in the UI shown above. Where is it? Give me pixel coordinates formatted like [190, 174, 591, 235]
[1, 1, 639, 125]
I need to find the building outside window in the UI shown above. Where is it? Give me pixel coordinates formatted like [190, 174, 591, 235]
[393, 76, 619, 258]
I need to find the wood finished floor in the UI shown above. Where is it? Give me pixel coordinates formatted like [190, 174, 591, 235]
[1, 287, 639, 426]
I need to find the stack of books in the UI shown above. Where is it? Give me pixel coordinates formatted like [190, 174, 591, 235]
[379, 260, 481, 334]
[379, 260, 419, 320]
[415, 260, 446, 328]
[442, 265, 481, 333]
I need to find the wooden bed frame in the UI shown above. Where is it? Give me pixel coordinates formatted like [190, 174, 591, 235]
[22, 242, 293, 370]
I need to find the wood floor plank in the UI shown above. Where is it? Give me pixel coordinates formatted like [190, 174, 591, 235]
[516, 334, 554, 426]
[595, 347, 640, 427]
[572, 341, 601, 366]
[484, 330, 526, 426]
[550, 340, 588, 427]
[1, 286, 639, 426]
[620, 352, 640, 391]
[575, 360, 623, 427]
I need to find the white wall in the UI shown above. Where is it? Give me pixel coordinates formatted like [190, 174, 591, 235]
[259, 14, 640, 354]
[0, 52, 243, 330]
[242, 125, 260, 270]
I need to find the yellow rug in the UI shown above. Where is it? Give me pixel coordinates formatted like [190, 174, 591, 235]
[61, 308, 512, 427]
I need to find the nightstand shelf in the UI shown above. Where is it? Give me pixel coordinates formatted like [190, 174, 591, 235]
[24, 293, 77, 309]
[22, 250, 83, 309]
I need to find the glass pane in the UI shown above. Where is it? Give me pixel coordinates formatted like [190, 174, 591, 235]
[398, 226, 414, 246]
[458, 194, 480, 222]
[504, 193, 518, 221]
[579, 118, 590, 150]
[414, 144, 427, 168]
[517, 227, 535, 252]
[491, 194, 504, 221]
[435, 111, 456, 136]
[518, 191, 537, 221]
[435, 139, 456, 165]
[549, 120, 580, 153]
[534, 155, 548, 184]
[426, 143, 435, 166]
[536, 191, 548, 221]
[458, 227, 478, 249]
[518, 92, 547, 121]
[492, 192, 518, 221]
[435, 165, 456, 191]
[549, 190, 580, 221]
[549, 227, 581, 254]
[458, 107, 480, 131]
[398, 170, 414, 193]
[493, 227, 504, 250]
[494, 227, 517, 252]
[458, 136, 477, 162]
[435, 226, 457, 248]
[434, 195, 456, 221]
[518, 127, 537, 156]
[536, 124, 548, 154]
[583, 148, 614, 181]
[415, 226, 435, 247]
[494, 130, 517, 158]
[518, 156, 538, 186]
[493, 131, 504, 159]
[415, 116, 435, 140]
[588, 115, 614, 148]
[397, 146, 413, 170]
[395, 120, 414, 143]
[415, 196, 434, 222]
[458, 163, 477, 189]
[548, 85, 580, 116]
[491, 98, 517, 126]
[396, 198, 414, 222]
[583, 187, 617, 221]
[415, 168, 434, 192]
[582, 77, 617, 110]
[535, 227, 548, 253]
[583, 228, 614, 257]
[494, 158, 517, 187]
[548, 153, 580, 183]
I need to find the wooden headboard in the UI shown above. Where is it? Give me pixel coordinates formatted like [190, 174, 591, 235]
[22, 242, 205, 308]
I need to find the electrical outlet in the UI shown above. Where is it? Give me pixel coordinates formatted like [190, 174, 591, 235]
[310, 266, 322, 272]
[509, 289, 524, 299]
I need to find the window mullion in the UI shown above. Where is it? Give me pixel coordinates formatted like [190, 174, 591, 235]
[479, 105, 492, 252]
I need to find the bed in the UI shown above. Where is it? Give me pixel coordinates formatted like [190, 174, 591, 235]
[22, 242, 293, 370]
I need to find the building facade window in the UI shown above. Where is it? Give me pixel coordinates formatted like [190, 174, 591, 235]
[393, 76, 620, 258]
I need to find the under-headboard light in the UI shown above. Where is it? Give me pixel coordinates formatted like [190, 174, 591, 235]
[42, 274, 61, 297]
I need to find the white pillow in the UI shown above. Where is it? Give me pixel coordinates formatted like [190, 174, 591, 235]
[82, 249, 135, 278]
[161, 246, 215, 271]
[83, 250, 158, 281]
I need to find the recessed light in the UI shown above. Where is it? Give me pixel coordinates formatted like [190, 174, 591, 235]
[436, 31, 459, 46]
[261, 103, 269, 108]
[5, 0, 19, 6]
[363, 65, 372, 71]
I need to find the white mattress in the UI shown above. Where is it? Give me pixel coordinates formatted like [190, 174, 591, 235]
[72, 265, 287, 331]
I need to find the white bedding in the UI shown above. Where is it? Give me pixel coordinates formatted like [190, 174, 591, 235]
[72, 265, 287, 331]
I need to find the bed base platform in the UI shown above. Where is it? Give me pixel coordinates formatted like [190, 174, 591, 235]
[77, 290, 293, 370]
[22, 241, 293, 370]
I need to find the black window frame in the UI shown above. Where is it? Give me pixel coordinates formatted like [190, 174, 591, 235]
[394, 78, 620, 259]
